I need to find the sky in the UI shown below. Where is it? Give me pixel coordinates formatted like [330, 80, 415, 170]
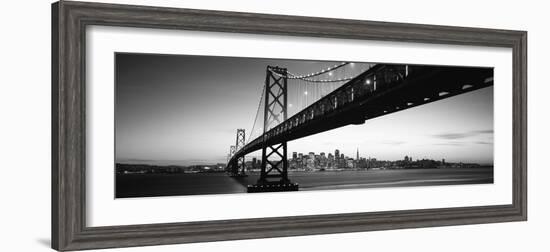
[115, 53, 493, 166]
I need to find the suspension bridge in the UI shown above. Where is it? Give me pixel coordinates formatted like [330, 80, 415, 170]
[225, 62, 493, 193]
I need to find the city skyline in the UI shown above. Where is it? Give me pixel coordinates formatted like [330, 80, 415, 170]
[118, 146, 491, 167]
[116, 53, 493, 166]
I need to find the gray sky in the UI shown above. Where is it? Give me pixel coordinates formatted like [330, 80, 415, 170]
[115, 53, 493, 166]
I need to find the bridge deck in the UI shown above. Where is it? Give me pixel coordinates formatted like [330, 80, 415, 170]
[229, 64, 493, 164]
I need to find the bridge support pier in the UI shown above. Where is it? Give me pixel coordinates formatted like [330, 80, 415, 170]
[248, 66, 298, 193]
[247, 141, 298, 192]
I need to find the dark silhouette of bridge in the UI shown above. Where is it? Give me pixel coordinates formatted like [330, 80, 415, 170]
[226, 63, 493, 192]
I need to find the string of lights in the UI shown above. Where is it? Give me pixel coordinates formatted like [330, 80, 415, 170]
[295, 76, 355, 83]
[286, 62, 349, 79]
[267, 62, 375, 83]
[268, 62, 350, 80]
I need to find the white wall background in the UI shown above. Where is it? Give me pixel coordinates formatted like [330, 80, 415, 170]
[0, 0, 547, 251]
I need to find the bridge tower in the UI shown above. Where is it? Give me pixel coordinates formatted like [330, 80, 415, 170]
[248, 66, 298, 192]
[232, 129, 247, 176]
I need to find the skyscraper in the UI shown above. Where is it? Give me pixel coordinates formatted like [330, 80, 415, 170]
[355, 148, 360, 168]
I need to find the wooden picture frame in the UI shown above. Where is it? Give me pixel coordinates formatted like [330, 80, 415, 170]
[52, 1, 527, 251]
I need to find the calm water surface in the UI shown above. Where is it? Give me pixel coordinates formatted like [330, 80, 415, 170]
[116, 167, 493, 198]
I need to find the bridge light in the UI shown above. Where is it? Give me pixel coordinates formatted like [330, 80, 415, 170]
[304, 91, 308, 95]
[439, 92, 449, 96]
[329, 72, 333, 76]
[462, 84, 473, 89]
[350, 63, 355, 67]
[289, 103, 293, 108]
[365, 79, 371, 85]
[424, 97, 430, 101]
[407, 102, 414, 106]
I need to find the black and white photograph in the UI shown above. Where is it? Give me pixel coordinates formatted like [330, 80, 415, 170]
[115, 53, 494, 198]
[1, 0, 538, 251]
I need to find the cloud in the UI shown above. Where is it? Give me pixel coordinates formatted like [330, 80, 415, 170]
[475, 141, 493, 145]
[472, 130, 494, 134]
[433, 140, 492, 147]
[433, 133, 472, 140]
[433, 129, 493, 140]
[434, 142, 465, 146]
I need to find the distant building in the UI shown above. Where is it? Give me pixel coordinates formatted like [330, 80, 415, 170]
[307, 152, 315, 170]
[327, 153, 334, 169]
[346, 158, 354, 168]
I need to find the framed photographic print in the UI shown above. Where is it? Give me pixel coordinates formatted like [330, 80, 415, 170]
[52, 1, 527, 251]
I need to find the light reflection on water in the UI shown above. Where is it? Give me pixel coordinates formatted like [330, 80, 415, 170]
[116, 167, 493, 198]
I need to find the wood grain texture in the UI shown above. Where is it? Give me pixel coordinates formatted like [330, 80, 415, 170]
[51, 1, 528, 251]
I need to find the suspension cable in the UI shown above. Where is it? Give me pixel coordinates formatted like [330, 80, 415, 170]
[296, 76, 355, 83]
[286, 62, 350, 79]
[246, 83, 266, 144]
[269, 62, 362, 83]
